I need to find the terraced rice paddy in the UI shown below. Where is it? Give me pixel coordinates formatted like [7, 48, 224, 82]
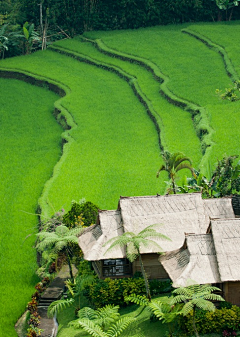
[1, 21, 240, 336]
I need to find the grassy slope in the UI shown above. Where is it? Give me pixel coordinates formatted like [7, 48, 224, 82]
[0, 78, 62, 337]
[56, 295, 169, 337]
[52, 38, 202, 170]
[0, 50, 163, 216]
[184, 22, 240, 167]
[84, 23, 240, 173]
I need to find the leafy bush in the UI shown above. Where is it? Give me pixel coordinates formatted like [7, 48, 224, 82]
[63, 201, 99, 228]
[84, 277, 172, 308]
[84, 277, 146, 308]
[149, 279, 173, 295]
[179, 306, 240, 334]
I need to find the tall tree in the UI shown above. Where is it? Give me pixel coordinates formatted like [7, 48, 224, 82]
[171, 283, 224, 337]
[104, 224, 171, 301]
[36, 225, 83, 279]
[157, 151, 194, 194]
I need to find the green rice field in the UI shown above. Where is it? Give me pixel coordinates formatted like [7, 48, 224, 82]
[1, 21, 240, 336]
[0, 78, 62, 336]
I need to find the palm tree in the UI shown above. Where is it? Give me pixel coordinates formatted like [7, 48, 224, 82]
[69, 304, 135, 337]
[157, 151, 194, 194]
[36, 225, 83, 279]
[171, 283, 224, 337]
[103, 224, 171, 300]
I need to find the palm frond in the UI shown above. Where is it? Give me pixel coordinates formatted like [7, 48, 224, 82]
[106, 317, 135, 337]
[76, 319, 107, 337]
[55, 225, 69, 236]
[125, 294, 149, 306]
[78, 307, 97, 320]
[203, 293, 224, 302]
[156, 165, 167, 178]
[171, 294, 190, 304]
[36, 238, 58, 251]
[47, 298, 75, 318]
[96, 304, 120, 325]
[192, 298, 215, 312]
[181, 301, 194, 316]
[176, 163, 194, 173]
[174, 155, 192, 168]
[68, 226, 84, 236]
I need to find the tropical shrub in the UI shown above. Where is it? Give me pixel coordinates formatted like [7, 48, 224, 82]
[84, 276, 171, 308]
[63, 200, 99, 228]
[84, 277, 146, 307]
[179, 306, 240, 335]
[69, 304, 135, 337]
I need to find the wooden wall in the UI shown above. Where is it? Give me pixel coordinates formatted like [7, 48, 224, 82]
[223, 281, 240, 306]
[132, 253, 169, 280]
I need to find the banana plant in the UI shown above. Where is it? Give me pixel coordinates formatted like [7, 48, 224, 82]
[21, 22, 41, 54]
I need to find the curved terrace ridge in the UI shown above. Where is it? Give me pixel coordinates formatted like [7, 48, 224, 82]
[0, 68, 76, 219]
[49, 44, 164, 153]
[80, 36, 215, 164]
[182, 28, 239, 83]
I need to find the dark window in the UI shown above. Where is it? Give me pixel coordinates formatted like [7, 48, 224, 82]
[102, 258, 132, 277]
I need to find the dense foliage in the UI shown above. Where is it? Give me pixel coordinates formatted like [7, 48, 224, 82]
[179, 305, 240, 335]
[63, 200, 99, 228]
[84, 277, 171, 308]
[2, 0, 240, 41]
[19, 0, 240, 33]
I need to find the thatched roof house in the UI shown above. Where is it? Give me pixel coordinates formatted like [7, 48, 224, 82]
[78, 193, 236, 280]
[160, 218, 240, 305]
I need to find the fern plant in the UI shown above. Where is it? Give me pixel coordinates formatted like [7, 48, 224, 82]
[47, 298, 75, 318]
[69, 304, 135, 337]
[47, 273, 95, 318]
[125, 294, 181, 334]
[104, 224, 170, 300]
[36, 225, 83, 279]
[171, 283, 224, 337]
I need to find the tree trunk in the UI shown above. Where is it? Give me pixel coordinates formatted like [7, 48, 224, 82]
[192, 307, 200, 337]
[138, 252, 151, 301]
[66, 254, 74, 279]
[172, 179, 176, 194]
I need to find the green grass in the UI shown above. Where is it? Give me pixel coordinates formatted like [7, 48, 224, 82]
[51, 38, 202, 170]
[56, 295, 224, 337]
[0, 78, 62, 336]
[56, 295, 169, 337]
[0, 50, 164, 216]
[84, 23, 240, 173]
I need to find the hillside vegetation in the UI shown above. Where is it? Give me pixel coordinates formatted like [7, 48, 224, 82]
[1, 21, 240, 336]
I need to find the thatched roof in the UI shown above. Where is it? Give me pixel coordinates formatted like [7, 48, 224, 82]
[160, 234, 221, 287]
[203, 197, 234, 219]
[211, 218, 240, 282]
[160, 218, 240, 286]
[78, 193, 236, 261]
[78, 210, 124, 261]
[119, 193, 209, 254]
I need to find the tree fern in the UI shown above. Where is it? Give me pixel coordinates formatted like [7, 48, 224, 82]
[47, 298, 75, 318]
[106, 317, 135, 337]
[124, 294, 149, 307]
[103, 224, 170, 300]
[69, 305, 135, 337]
[76, 320, 108, 337]
[36, 225, 83, 278]
[77, 307, 97, 320]
[171, 283, 224, 337]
